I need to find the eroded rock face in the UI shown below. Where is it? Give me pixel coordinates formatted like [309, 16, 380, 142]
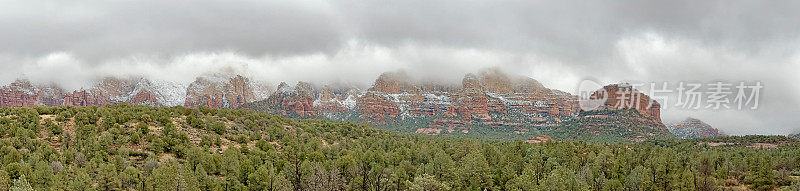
[64, 89, 114, 106]
[38, 85, 67, 107]
[0, 68, 669, 141]
[265, 82, 317, 117]
[450, 69, 578, 122]
[589, 84, 662, 122]
[0, 80, 42, 107]
[314, 85, 358, 115]
[369, 72, 419, 94]
[65, 77, 186, 107]
[0, 77, 190, 108]
[250, 68, 582, 132]
[477, 68, 546, 93]
[184, 74, 259, 109]
[0, 74, 258, 109]
[668, 118, 724, 139]
[241, 68, 672, 141]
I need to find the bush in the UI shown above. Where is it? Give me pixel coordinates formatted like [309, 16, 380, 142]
[206, 118, 226, 135]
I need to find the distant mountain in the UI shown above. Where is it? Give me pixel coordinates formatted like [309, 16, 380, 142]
[184, 73, 271, 109]
[667, 117, 725, 139]
[0, 68, 673, 141]
[0, 74, 270, 109]
[241, 68, 671, 141]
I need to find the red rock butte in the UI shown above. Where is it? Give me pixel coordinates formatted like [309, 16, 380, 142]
[588, 84, 662, 123]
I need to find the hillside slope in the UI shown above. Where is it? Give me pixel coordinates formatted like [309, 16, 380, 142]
[0, 105, 794, 190]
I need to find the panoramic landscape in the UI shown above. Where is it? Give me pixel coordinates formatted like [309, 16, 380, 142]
[1, 0, 799, 190]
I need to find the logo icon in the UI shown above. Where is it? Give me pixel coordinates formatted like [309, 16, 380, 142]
[576, 79, 607, 111]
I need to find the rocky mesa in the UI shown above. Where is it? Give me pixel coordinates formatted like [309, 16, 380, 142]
[0, 68, 671, 141]
[241, 69, 670, 141]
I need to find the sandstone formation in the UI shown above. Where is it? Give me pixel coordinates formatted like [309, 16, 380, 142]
[265, 82, 317, 117]
[589, 84, 662, 122]
[0, 68, 670, 141]
[0, 80, 42, 107]
[668, 118, 725, 139]
[243, 68, 589, 136]
[184, 74, 264, 109]
[240, 68, 670, 141]
[0, 76, 187, 108]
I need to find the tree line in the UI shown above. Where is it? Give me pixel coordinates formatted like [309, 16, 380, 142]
[0, 104, 797, 190]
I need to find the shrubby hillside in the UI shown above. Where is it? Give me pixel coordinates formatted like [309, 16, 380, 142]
[0, 104, 797, 190]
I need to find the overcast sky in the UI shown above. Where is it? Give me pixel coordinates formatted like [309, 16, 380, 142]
[1, 0, 799, 135]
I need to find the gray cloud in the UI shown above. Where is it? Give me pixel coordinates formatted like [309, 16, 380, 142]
[0, 0, 798, 134]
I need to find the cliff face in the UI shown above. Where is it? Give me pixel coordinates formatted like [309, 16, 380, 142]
[668, 118, 725, 139]
[242, 69, 603, 136]
[63, 89, 114, 106]
[589, 84, 662, 123]
[0, 77, 188, 108]
[264, 82, 317, 117]
[184, 74, 266, 109]
[0, 80, 42, 107]
[0, 69, 668, 141]
[239, 68, 669, 141]
[63, 77, 187, 107]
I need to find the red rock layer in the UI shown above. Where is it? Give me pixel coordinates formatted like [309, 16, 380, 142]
[266, 82, 317, 117]
[357, 92, 401, 120]
[264, 69, 581, 128]
[668, 118, 724, 138]
[63, 90, 114, 106]
[313, 85, 355, 114]
[590, 84, 662, 122]
[129, 90, 158, 106]
[0, 80, 70, 107]
[0, 88, 39, 107]
[184, 75, 256, 109]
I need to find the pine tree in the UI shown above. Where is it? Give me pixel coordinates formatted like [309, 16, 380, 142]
[10, 175, 33, 191]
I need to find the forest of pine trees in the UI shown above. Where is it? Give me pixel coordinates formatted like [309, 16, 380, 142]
[0, 104, 797, 190]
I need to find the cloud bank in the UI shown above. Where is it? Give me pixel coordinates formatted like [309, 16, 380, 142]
[1, 0, 799, 135]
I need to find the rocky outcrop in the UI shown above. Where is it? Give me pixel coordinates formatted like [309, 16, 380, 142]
[449, 69, 578, 121]
[588, 84, 661, 122]
[668, 118, 725, 139]
[0, 74, 258, 109]
[0, 80, 42, 107]
[264, 82, 317, 117]
[564, 108, 672, 142]
[63, 89, 114, 106]
[63, 77, 187, 107]
[243, 68, 587, 134]
[356, 71, 459, 120]
[184, 74, 261, 109]
[0, 77, 187, 108]
[0, 68, 670, 142]
[260, 82, 361, 118]
[476, 68, 546, 93]
[239, 68, 671, 141]
[369, 72, 419, 94]
[314, 85, 358, 114]
[37, 84, 67, 107]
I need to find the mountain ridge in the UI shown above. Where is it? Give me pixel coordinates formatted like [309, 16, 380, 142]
[242, 69, 671, 141]
[0, 68, 673, 141]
